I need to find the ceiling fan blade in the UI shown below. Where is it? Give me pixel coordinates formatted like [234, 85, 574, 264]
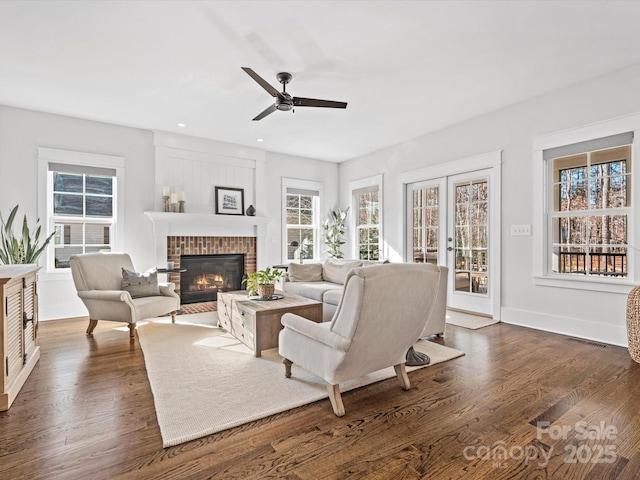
[293, 97, 347, 109]
[242, 67, 280, 97]
[252, 104, 277, 121]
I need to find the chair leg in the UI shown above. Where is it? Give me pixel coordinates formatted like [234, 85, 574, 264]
[128, 323, 136, 340]
[283, 358, 293, 378]
[394, 363, 411, 390]
[86, 319, 98, 336]
[327, 383, 345, 417]
[170, 311, 177, 324]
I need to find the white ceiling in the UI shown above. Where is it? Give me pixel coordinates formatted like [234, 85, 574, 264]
[2, 1, 640, 163]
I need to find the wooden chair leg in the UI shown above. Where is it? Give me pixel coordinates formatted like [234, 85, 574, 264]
[86, 319, 98, 336]
[283, 358, 293, 378]
[128, 323, 136, 340]
[327, 383, 345, 417]
[394, 363, 411, 390]
[170, 311, 177, 324]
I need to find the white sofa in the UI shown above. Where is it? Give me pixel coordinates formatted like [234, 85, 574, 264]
[283, 258, 448, 338]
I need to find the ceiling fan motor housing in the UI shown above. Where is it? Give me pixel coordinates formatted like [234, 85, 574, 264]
[276, 93, 293, 111]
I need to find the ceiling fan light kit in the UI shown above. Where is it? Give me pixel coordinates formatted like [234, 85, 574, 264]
[242, 67, 347, 121]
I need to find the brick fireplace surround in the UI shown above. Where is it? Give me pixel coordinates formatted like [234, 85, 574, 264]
[167, 236, 257, 314]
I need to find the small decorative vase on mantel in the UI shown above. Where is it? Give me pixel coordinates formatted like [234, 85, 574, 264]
[246, 204, 256, 216]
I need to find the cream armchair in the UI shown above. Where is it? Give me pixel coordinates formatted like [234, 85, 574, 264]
[279, 263, 443, 416]
[70, 252, 180, 340]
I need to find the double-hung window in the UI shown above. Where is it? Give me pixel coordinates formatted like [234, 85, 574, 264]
[536, 130, 635, 287]
[550, 144, 631, 277]
[50, 164, 116, 268]
[38, 148, 124, 274]
[282, 179, 321, 262]
[350, 175, 383, 261]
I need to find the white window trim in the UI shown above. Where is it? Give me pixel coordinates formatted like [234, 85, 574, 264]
[37, 147, 125, 280]
[281, 177, 324, 263]
[349, 174, 383, 260]
[532, 113, 640, 293]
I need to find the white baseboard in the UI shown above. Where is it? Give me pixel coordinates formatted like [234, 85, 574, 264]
[500, 307, 628, 348]
[40, 303, 88, 321]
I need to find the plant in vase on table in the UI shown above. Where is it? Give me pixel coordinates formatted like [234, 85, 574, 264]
[243, 267, 283, 299]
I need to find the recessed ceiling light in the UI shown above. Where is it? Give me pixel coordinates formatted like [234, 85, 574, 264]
[257, 138, 264, 142]
[177, 123, 186, 127]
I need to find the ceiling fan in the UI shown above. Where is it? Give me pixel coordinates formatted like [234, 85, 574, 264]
[242, 67, 348, 121]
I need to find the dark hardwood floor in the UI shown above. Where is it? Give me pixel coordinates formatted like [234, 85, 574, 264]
[1, 317, 639, 479]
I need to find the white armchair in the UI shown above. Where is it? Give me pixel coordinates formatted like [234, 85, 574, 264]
[70, 252, 180, 340]
[279, 263, 443, 416]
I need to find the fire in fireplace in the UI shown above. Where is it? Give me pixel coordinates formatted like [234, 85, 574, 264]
[180, 254, 245, 304]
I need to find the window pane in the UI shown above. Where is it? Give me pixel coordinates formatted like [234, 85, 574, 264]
[589, 215, 626, 245]
[455, 272, 470, 292]
[299, 209, 313, 225]
[286, 195, 299, 208]
[299, 195, 312, 209]
[553, 246, 587, 274]
[85, 224, 110, 245]
[589, 247, 627, 277]
[85, 195, 113, 217]
[54, 246, 83, 269]
[286, 208, 299, 224]
[286, 228, 314, 260]
[471, 274, 488, 294]
[53, 173, 83, 193]
[370, 227, 379, 243]
[86, 175, 113, 195]
[557, 217, 586, 245]
[54, 193, 83, 216]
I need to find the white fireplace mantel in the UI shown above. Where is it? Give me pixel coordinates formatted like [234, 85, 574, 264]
[144, 211, 270, 266]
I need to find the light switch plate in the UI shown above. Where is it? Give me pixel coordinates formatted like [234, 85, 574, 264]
[511, 224, 531, 236]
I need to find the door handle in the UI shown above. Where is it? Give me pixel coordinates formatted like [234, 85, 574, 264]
[447, 247, 453, 251]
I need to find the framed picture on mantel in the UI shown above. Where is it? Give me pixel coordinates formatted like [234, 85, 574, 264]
[215, 186, 245, 215]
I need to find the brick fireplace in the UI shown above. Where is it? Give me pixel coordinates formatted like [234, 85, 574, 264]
[144, 212, 268, 314]
[167, 236, 256, 312]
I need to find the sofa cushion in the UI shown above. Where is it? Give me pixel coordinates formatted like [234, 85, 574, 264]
[288, 262, 323, 282]
[322, 289, 343, 306]
[121, 268, 160, 298]
[283, 281, 342, 302]
[322, 258, 362, 285]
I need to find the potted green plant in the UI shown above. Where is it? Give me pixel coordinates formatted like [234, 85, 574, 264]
[0, 205, 55, 265]
[243, 267, 283, 298]
[322, 207, 349, 259]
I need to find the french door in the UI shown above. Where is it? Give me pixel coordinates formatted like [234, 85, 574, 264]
[407, 168, 497, 317]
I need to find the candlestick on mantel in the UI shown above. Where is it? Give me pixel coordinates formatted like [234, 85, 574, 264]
[179, 200, 185, 213]
[178, 191, 185, 202]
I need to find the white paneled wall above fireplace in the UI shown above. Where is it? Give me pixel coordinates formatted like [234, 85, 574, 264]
[153, 131, 266, 215]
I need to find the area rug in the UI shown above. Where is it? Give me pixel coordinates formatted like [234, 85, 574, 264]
[137, 313, 465, 448]
[446, 310, 499, 330]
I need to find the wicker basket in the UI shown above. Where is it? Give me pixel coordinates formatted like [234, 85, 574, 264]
[626, 286, 640, 363]
[257, 284, 275, 299]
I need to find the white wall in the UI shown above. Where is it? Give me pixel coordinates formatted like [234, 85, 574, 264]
[338, 62, 640, 347]
[0, 106, 338, 320]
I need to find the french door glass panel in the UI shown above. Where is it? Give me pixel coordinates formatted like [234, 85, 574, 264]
[407, 171, 493, 316]
[453, 179, 488, 294]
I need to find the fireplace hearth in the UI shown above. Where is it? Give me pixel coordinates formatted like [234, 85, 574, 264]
[180, 254, 245, 304]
